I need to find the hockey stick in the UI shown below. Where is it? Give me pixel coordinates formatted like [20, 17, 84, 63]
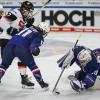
[33, 0, 51, 16]
[52, 34, 82, 94]
[52, 64, 70, 94]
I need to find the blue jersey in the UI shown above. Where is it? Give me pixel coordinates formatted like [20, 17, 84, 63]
[9, 28, 44, 49]
[72, 46, 100, 74]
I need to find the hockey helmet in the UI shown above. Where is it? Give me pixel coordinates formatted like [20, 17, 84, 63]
[38, 22, 50, 38]
[77, 48, 92, 64]
[21, 1, 34, 11]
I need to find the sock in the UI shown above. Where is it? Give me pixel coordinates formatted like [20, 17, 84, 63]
[18, 62, 26, 75]
[32, 68, 42, 82]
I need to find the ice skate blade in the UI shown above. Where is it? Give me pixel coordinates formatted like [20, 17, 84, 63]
[42, 87, 49, 91]
[22, 85, 34, 89]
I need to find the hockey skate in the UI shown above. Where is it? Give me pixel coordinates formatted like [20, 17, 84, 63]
[39, 79, 49, 91]
[21, 75, 35, 89]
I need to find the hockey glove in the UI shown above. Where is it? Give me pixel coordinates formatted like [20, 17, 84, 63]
[7, 27, 18, 36]
[26, 17, 35, 28]
[31, 47, 40, 56]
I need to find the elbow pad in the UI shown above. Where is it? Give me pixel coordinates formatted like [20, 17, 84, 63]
[7, 27, 18, 36]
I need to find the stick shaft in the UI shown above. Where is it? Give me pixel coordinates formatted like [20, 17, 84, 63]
[33, 0, 51, 16]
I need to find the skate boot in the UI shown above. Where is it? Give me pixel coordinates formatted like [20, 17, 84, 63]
[39, 79, 49, 91]
[21, 74, 35, 89]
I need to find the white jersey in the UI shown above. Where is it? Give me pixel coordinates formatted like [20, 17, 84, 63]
[10, 8, 23, 19]
[9, 9, 25, 29]
[0, 9, 25, 39]
[10, 8, 34, 27]
[0, 16, 11, 39]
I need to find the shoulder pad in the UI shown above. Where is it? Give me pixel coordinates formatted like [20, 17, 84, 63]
[10, 9, 22, 18]
[6, 11, 17, 21]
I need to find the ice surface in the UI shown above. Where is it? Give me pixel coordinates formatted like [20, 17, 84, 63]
[0, 32, 100, 100]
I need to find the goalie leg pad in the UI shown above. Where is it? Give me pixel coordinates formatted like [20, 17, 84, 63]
[70, 80, 82, 92]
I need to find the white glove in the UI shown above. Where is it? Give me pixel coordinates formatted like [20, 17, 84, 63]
[62, 49, 74, 68]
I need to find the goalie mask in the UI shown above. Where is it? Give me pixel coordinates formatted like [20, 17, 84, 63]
[77, 49, 92, 64]
[38, 22, 50, 38]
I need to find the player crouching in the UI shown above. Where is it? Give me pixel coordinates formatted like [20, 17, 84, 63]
[58, 46, 100, 93]
[0, 22, 49, 90]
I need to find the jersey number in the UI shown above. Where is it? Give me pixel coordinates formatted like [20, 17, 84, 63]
[17, 28, 32, 37]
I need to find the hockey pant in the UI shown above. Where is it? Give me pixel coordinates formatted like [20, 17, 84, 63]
[0, 44, 42, 82]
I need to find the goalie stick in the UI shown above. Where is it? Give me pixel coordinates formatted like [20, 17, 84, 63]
[52, 34, 82, 94]
[52, 64, 70, 94]
[33, 0, 51, 16]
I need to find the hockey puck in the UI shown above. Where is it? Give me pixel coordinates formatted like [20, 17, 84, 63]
[52, 91, 60, 95]
[55, 91, 60, 94]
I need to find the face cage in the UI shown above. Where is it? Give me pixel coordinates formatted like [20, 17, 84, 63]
[42, 31, 48, 38]
[21, 8, 33, 16]
[77, 51, 92, 65]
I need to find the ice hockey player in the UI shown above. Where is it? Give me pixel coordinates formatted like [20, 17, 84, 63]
[0, 21, 50, 89]
[0, 1, 35, 88]
[58, 46, 100, 92]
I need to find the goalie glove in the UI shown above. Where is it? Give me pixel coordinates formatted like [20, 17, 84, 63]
[62, 49, 74, 69]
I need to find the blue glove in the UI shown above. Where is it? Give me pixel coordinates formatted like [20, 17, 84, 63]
[31, 47, 40, 56]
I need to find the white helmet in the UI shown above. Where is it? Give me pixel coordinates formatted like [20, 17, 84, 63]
[77, 49, 92, 64]
[38, 22, 50, 37]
